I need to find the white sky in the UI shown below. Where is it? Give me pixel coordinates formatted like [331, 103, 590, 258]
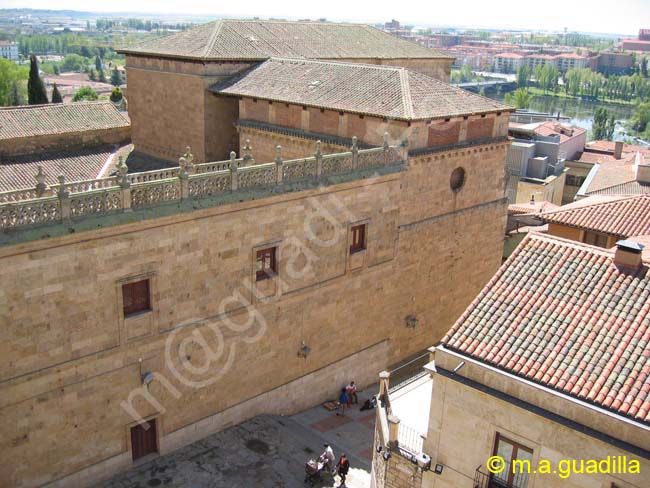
[1, 0, 648, 35]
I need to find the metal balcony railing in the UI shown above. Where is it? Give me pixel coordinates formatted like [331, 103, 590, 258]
[474, 463, 529, 488]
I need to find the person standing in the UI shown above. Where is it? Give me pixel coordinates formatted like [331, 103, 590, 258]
[337, 388, 348, 416]
[346, 381, 358, 405]
[337, 453, 350, 487]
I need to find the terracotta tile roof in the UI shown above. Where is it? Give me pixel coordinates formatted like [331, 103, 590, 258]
[0, 102, 129, 141]
[533, 121, 586, 143]
[118, 19, 451, 61]
[539, 195, 650, 237]
[443, 233, 650, 425]
[0, 145, 127, 192]
[589, 180, 650, 197]
[508, 200, 559, 215]
[585, 141, 650, 155]
[214, 58, 510, 120]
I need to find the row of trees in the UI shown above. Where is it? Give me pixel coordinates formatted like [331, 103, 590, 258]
[17, 34, 117, 58]
[562, 68, 650, 102]
[515, 64, 561, 93]
[95, 18, 192, 32]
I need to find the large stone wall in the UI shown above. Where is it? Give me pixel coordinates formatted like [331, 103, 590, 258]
[125, 56, 253, 163]
[0, 140, 508, 487]
[0, 126, 131, 158]
[238, 98, 511, 153]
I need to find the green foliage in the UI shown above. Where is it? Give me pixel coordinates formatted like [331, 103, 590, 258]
[110, 67, 122, 87]
[51, 83, 63, 103]
[95, 55, 102, 72]
[28, 55, 48, 105]
[61, 53, 90, 72]
[98, 69, 107, 83]
[450, 65, 481, 84]
[88, 69, 96, 82]
[53, 63, 60, 75]
[631, 103, 650, 134]
[109, 87, 123, 103]
[536, 63, 560, 93]
[561, 68, 650, 103]
[0, 58, 28, 106]
[593, 108, 616, 140]
[72, 86, 98, 102]
[504, 88, 532, 109]
[516, 65, 531, 88]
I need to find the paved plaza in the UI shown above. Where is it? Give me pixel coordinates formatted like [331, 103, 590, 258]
[101, 388, 378, 488]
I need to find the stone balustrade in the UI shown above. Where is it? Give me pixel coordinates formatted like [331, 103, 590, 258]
[0, 136, 405, 231]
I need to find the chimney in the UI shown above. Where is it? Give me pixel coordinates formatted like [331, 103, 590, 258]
[614, 141, 624, 160]
[635, 152, 650, 184]
[614, 240, 645, 272]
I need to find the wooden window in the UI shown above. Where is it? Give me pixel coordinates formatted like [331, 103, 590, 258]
[350, 224, 367, 254]
[122, 279, 151, 317]
[256, 247, 277, 281]
[583, 231, 609, 248]
[491, 433, 533, 488]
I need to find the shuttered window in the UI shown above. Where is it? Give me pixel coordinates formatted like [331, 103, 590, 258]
[122, 279, 151, 317]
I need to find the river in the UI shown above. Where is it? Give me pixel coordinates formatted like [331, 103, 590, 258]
[488, 93, 638, 142]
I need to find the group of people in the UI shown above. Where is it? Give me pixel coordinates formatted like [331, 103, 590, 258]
[321, 444, 350, 487]
[336, 381, 358, 416]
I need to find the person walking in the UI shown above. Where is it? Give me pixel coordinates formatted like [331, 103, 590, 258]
[322, 444, 335, 473]
[337, 453, 350, 487]
[337, 388, 348, 416]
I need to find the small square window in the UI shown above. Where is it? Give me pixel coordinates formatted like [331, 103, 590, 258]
[350, 224, 367, 254]
[122, 279, 151, 317]
[256, 247, 277, 281]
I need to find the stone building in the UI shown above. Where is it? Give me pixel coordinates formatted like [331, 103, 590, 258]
[117, 19, 454, 164]
[1, 19, 512, 488]
[371, 233, 650, 488]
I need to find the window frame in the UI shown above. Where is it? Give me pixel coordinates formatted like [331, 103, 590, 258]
[122, 278, 151, 317]
[350, 223, 367, 254]
[583, 230, 609, 248]
[491, 433, 533, 488]
[256, 246, 277, 281]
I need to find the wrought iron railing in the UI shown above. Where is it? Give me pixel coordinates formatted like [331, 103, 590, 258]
[474, 464, 529, 488]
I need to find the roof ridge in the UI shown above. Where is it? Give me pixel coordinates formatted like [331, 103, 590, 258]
[540, 194, 648, 216]
[398, 68, 414, 120]
[0, 101, 112, 111]
[203, 19, 224, 59]
[268, 56, 406, 72]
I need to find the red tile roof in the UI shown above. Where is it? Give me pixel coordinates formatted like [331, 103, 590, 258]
[0, 145, 130, 192]
[215, 58, 510, 121]
[533, 121, 586, 143]
[443, 233, 650, 425]
[538, 195, 650, 237]
[508, 200, 559, 215]
[0, 102, 129, 140]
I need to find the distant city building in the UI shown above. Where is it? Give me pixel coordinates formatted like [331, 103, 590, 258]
[494, 53, 524, 73]
[621, 28, 650, 52]
[0, 41, 18, 61]
[597, 51, 634, 75]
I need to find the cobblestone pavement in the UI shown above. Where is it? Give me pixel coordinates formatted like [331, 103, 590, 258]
[101, 388, 378, 488]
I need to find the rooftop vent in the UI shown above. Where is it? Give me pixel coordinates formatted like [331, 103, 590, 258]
[614, 240, 645, 272]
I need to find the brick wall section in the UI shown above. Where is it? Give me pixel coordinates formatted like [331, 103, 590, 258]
[466, 117, 494, 142]
[0, 141, 509, 487]
[427, 121, 460, 147]
[0, 126, 131, 157]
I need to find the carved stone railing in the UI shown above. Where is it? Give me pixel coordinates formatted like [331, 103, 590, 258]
[0, 136, 405, 232]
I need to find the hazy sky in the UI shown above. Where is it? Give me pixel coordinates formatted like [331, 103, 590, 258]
[2, 0, 648, 35]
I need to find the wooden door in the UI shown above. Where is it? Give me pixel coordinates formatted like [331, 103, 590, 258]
[130, 419, 158, 461]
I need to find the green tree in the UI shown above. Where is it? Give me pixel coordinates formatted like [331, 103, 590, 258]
[109, 87, 123, 103]
[28, 55, 48, 105]
[88, 69, 96, 82]
[95, 55, 102, 72]
[98, 69, 107, 83]
[51, 83, 63, 103]
[72, 86, 98, 102]
[110, 67, 121, 86]
[504, 88, 531, 109]
[642, 57, 648, 78]
[0, 58, 28, 106]
[593, 107, 616, 140]
[516, 64, 531, 88]
[631, 102, 650, 134]
[53, 64, 60, 75]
